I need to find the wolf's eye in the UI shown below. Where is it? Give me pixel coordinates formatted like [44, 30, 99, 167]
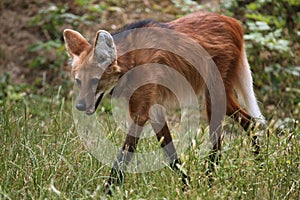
[75, 78, 81, 87]
[90, 78, 100, 85]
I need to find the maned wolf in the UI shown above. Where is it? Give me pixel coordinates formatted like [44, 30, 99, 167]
[63, 12, 266, 193]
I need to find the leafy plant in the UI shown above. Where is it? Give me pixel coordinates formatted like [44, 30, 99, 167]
[0, 72, 32, 103]
[28, 39, 66, 69]
[171, 0, 205, 13]
[26, 2, 95, 70]
[0, 72, 10, 102]
[244, 25, 290, 53]
[28, 3, 93, 39]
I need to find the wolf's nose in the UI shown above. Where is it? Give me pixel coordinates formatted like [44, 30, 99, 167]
[76, 101, 86, 111]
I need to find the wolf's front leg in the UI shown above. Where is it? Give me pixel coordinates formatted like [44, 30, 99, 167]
[105, 123, 143, 195]
[150, 109, 190, 189]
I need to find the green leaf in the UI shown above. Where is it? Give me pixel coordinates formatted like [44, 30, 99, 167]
[256, 21, 271, 31]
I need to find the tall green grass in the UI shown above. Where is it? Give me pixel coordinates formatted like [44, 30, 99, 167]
[0, 86, 299, 199]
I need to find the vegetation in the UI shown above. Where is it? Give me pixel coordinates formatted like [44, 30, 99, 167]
[0, 0, 299, 199]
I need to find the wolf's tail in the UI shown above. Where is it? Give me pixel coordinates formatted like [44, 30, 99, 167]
[234, 48, 266, 125]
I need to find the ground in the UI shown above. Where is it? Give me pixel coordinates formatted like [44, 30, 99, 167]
[0, 0, 189, 84]
[0, 0, 299, 199]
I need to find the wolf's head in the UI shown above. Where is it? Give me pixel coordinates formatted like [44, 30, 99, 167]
[64, 29, 121, 115]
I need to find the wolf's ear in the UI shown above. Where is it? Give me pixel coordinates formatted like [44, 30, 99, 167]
[93, 30, 117, 66]
[63, 29, 91, 59]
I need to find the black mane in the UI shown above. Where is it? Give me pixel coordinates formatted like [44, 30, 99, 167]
[112, 20, 171, 36]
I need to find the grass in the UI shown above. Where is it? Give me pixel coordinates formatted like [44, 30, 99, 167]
[0, 85, 299, 199]
[1, 0, 299, 198]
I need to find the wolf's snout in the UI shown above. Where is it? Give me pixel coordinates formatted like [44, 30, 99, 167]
[76, 101, 86, 111]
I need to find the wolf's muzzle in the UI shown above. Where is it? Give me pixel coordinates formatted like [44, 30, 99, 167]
[76, 100, 86, 111]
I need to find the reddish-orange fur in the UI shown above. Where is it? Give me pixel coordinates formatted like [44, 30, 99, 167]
[114, 12, 251, 129]
[64, 11, 265, 192]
